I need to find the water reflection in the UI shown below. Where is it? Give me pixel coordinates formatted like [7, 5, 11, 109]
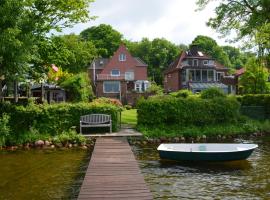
[132, 136, 270, 200]
[0, 149, 90, 200]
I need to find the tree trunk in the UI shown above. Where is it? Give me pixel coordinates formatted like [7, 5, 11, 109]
[14, 80, 18, 103]
[0, 80, 3, 102]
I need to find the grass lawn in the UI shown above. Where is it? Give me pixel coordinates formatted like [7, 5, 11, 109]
[121, 109, 137, 125]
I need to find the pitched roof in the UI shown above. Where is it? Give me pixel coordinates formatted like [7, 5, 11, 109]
[164, 46, 228, 74]
[164, 51, 186, 74]
[234, 68, 245, 76]
[134, 57, 148, 67]
[89, 58, 110, 69]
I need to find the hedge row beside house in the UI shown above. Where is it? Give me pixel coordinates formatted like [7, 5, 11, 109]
[237, 94, 270, 119]
[137, 96, 241, 127]
[0, 102, 121, 135]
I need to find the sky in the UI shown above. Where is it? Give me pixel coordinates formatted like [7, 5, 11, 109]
[63, 0, 231, 46]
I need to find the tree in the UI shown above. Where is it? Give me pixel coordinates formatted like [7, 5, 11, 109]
[196, 0, 270, 41]
[191, 35, 231, 67]
[126, 38, 181, 85]
[196, 0, 270, 65]
[239, 58, 269, 94]
[80, 24, 123, 57]
[39, 34, 97, 73]
[0, 0, 95, 101]
[221, 46, 255, 69]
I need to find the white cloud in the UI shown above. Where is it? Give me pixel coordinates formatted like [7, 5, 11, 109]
[63, 0, 232, 46]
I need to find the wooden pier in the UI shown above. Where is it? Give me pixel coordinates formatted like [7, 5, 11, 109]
[78, 137, 153, 200]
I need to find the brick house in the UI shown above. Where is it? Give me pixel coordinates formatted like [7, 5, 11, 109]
[164, 45, 232, 93]
[88, 44, 149, 104]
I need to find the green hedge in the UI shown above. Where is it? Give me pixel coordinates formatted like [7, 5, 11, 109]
[237, 94, 270, 119]
[137, 96, 240, 127]
[0, 102, 121, 135]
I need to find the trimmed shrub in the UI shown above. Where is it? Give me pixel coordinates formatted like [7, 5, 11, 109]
[200, 87, 226, 99]
[137, 96, 240, 127]
[0, 102, 121, 136]
[146, 82, 163, 95]
[92, 97, 123, 108]
[170, 89, 193, 98]
[237, 94, 270, 118]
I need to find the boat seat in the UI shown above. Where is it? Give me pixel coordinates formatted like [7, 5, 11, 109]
[198, 145, 207, 151]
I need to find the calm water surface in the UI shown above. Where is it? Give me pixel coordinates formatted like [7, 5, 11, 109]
[132, 136, 270, 200]
[0, 149, 90, 200]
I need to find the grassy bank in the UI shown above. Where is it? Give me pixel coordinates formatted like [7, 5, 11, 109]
[137, 120, 270, 138]
[121, 109, 137, 126]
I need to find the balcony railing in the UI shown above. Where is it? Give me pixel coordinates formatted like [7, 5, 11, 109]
[96, 74, 134, 81]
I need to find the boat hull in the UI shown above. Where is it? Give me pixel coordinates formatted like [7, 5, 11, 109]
[159, 149, 256, 161]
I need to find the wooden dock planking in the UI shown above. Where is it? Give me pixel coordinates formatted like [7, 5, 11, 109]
[78, 137, 153, 200]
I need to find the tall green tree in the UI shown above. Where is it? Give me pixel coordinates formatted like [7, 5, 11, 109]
[80, 24, 123, 57]
[126, 38, 181, 85]
[239, 58, 269, 94]
[196, 0, 270, 65]
[38, 34, 97, 73]
[0, 0, 95, 101]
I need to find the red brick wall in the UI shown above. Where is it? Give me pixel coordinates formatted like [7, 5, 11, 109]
[164, 70, 180, 92]
[100, 44, 147, 80]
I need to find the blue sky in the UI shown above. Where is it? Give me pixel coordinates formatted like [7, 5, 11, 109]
[63, 0, 232, 46]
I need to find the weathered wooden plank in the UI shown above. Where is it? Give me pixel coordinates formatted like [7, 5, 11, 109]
[77, 137, 153, 200]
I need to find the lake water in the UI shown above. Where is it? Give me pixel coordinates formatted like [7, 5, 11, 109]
[0, 149, 90, 200]
[132, 136, 270, 200]
[0, 137, 269, 200]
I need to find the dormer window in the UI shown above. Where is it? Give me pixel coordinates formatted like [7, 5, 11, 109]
[119, 53, 126, 61]
[111, 69, 120, 76]
[203, 60, 208, 65]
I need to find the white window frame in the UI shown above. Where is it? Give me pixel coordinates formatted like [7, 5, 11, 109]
[111, 69, 120, 77]
[125, 71, 134, 80]
[134, 80, 149, 92]
[216, 72, 225, 81]
[203, 60, 208, 65]
[207, 70, 214, 82]
[103, 81, 120, 93]
[193, 59, 198, 66]
[135, 82, 141, 92]
[119, 53, 126, 61]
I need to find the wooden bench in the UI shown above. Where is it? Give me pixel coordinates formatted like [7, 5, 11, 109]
[80, 114, 112, 134]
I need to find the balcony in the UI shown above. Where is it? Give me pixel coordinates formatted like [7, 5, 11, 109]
[96, 73, 134, 81]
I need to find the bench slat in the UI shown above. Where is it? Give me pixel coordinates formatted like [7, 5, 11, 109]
[80, 114, 112, 134]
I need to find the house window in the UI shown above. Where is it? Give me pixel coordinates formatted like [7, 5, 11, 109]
[195, 70, 201, 81]
[135, 82, 141, 92]
[202, 70, 207, 82]
[119, 53, 126, 61]
[193, 59, 198, 66]
[134, 81, 149, 92]
[207, 70, 214, 81]
[103, 81, 120, 93]
[216, 72, 225, 81]
[189, 70, 195, 81]
[209, 60, 214, 66]
[125, 71, 134, 80]
[203, 60, 208, 65]
[111, 69, 120, 76]
[188, 59, 192, 66]
[181, 70, 186, 82]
